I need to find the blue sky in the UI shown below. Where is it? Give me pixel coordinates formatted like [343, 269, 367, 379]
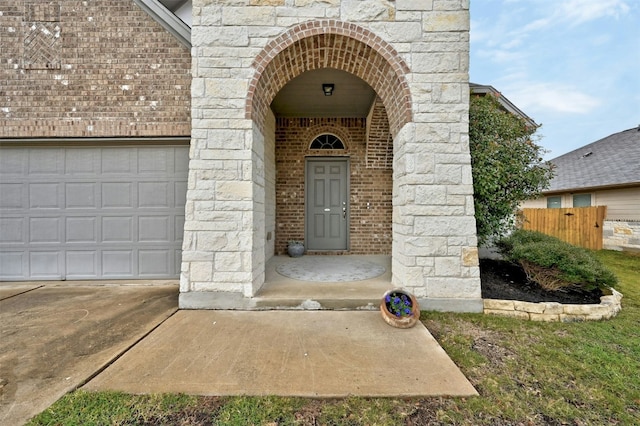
[469, 0, 640, 159]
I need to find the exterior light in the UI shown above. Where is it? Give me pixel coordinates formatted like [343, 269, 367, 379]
[322, 83, 334, 96]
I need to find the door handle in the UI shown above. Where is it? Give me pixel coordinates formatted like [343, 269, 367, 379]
[342, 206, 346, 219]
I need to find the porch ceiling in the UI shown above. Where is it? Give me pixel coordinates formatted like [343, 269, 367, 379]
[270, 69, 376, 118]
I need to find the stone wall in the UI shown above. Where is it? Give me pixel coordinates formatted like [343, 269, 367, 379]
[0, 0, 191, 138]
[604, 220, 640, 252]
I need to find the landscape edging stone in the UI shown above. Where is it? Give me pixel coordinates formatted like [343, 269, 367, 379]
[483, 288, 622, 321]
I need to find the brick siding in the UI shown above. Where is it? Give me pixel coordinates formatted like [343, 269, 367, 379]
[366, 97, 392, 169]
[275, 117, 392, 255]
[0, 0, 191, 138]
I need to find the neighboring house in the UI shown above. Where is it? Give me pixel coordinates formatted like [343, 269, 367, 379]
[522, 127, 640, 251]
[1, 1, 483, 313]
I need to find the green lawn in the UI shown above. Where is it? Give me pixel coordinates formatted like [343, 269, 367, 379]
[28, 250, 640, 425]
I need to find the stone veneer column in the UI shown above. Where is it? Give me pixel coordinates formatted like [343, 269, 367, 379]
[180, 0, 259, 308]
[181, 0, 482, 312]
[392, 2, 482, 312]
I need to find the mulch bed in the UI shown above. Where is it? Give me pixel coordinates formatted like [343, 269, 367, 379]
[480, 258, 603, 304]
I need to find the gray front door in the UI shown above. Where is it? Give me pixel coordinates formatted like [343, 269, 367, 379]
[306, 159, 348, 250]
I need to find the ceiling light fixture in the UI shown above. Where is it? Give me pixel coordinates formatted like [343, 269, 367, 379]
[322, 83, 334, 96]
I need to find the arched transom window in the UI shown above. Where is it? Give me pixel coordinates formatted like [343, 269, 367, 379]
[310, 134, 345, 150]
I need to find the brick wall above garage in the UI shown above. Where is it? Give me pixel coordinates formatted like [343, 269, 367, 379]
[0, 0, 191, 138]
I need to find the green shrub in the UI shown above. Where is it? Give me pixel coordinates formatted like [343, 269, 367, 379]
[496, 228, 549, 252]
[497, 230, 617, 292]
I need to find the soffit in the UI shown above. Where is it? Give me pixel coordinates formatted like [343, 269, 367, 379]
[271, 69, 377, 118]
[135, 0, 191, 47]
[158, 0, 188, 11]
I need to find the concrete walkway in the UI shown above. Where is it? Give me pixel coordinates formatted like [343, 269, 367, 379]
[84, 310, 477, 397]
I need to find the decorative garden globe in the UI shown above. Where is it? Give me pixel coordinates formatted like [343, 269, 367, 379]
[380, 288, 420, 328]
[287, 241, 305, 258]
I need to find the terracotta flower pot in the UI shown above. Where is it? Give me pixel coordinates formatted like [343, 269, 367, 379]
[380, 289, 420, 328]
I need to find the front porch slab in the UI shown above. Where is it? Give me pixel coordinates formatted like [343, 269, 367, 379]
[180, 255, 393, 310]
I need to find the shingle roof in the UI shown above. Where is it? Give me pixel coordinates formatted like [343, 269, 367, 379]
[546, 126, 640, 192]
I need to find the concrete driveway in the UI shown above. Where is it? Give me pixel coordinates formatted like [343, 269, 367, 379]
[0, 282, 178, 426]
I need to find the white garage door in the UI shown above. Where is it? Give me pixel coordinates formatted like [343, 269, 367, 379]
[0, 145, 188, 280]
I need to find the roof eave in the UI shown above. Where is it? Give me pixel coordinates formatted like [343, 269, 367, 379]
[470, 83, 538, 128]
[543, 181, 640, 194]
[134, 0, 191, 49]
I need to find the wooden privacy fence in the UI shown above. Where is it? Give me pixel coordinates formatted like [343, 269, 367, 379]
[520, 206, 607, 250]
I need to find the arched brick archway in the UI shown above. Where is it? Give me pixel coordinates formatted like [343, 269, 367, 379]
[246, 20, 412, 137]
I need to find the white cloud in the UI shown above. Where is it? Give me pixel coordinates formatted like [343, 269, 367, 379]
[520, 16, 553, 33]
[516, 0, 631, 34]
[559, 0, 630, 26]
[494, 0, 632, 51]
[506, 83, 601, 114]
[469, 19, 488, 44]
[500, 38, 524, 50]
[476, 48, 526, 64]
